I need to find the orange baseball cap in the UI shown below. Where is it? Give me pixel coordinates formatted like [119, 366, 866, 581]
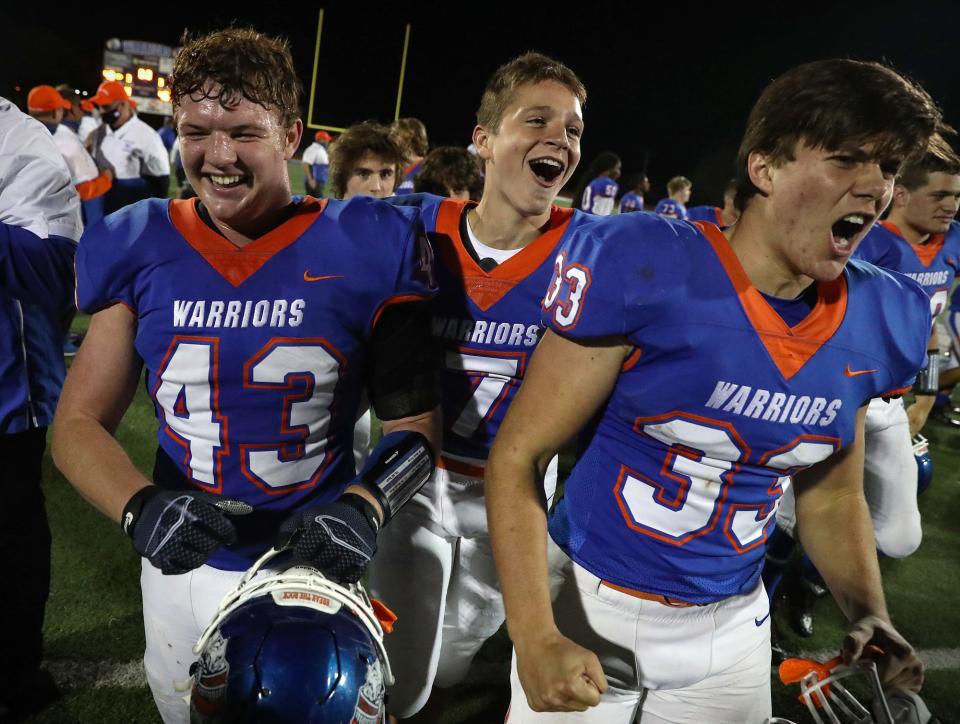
[28, 85, 71, 113]
[315, 130, 333, 142]
[80, 99, 95, 112]
[89, 80, 131, 106]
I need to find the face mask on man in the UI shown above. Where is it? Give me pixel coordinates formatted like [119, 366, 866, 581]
[104, 106, 123, 127]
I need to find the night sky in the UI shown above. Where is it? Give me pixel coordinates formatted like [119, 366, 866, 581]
[6, 2, 960, 203]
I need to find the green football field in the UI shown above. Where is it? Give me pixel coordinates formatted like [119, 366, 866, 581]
[28, 172, 960, 722]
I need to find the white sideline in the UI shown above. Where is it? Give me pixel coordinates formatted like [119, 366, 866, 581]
[44, 648, 960, 689]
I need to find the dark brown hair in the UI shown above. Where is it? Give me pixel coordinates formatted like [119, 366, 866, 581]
[476, 52, 586, 131]
[897, 133, 960, 190]
[735, 59, 943, 211]
[328, 121, 406, 199]
[170, 28, 301, 129]
[414, 146, 483, 199]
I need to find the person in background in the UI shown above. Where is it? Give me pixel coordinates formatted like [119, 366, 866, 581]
[302, 129, 332, 197]
[28, 85, 112, 227]
[574, 151, 621, 215]
[329, 121, 406, 201]
[394, 117, 430, 194]
[157, 116, 176, 152]
[86, 80, 170, 214]
[687, 178, 739, 227]
[413, 145, 484, 201]
[618, 172, 650, 213]
[328, 120, 409, 471]
[654, 174, 692, 219]
[56, 85, 101, 145]
[0, 96, 82, 722]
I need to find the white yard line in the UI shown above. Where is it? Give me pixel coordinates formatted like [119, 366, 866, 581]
[44, 648, 960, 689]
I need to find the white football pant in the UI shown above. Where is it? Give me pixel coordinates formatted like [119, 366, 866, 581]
[506, 539, 772, 723]
[776, 397, 920, 558]
[141, 560, 245, 724]
[367, 455, 557, 718]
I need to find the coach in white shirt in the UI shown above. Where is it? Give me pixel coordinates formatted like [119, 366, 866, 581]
[87, 80, 170, 214]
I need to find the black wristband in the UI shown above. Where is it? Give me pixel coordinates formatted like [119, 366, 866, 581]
[121, 486, 162, 538]
[340, 492, 382, 535]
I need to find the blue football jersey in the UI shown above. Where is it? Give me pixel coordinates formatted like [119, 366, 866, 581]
[541, 214, 930, 603]
[686, 205, 723, 225]
[397, 194, 592, 473]
[581, 176, 619, 216]
[619, 192, 644, 214]
[654, 198, 688, 220]
[396, 160, 424, 195]
[855, 220, 960, 318]
[76, 196, 435, 570]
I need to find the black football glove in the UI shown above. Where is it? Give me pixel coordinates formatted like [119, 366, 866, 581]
[276, 493, 380, 584]
[122, 487, 252, 575]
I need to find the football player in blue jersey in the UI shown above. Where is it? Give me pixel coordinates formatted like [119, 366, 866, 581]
[329, 121, 406, 201]
[869, 135, 960, 437]
[51, 28, 439, 724]
[617, 173, 649, 214]
[487, 59, 940, 723]
[366, 52, 592, 719]
[687, 177, 739, 227]
[653, 175, 692, 219]
[573, 152, 621, 215]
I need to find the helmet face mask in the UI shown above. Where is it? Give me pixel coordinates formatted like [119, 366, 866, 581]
[775, 656, 937, 724]
[913, 434, 934, 495]
[190, 548, 392, 723]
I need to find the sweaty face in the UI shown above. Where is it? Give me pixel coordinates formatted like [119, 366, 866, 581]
[177, 86, 301, 238]
[343, 153, 397, 199]
[762, 142, 898, 282]
[899, 172, 960, 237]
[476, 80, 583, 218]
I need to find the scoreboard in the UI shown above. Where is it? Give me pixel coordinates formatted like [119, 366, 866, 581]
[101, 38, 177, 116]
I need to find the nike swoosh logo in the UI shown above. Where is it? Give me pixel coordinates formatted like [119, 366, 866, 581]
[755, 613, 770, 627]
[303, 271, 344, 282]
[845, 365, 879, 377]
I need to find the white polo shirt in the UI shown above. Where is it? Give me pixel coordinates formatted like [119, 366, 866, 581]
[0, 98, 82, 240]
[53, 124, 99, 186]
[98, 115, 170, 181]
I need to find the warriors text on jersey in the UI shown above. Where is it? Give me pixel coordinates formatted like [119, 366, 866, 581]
[855, 219, 960, 317]
[397, 194, 592, 473]
[76, 196, 435, 569]
[541, 214, 930, 603]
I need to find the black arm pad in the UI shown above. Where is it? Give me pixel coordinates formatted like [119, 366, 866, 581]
[914, 350, 941, 396]
[356, 430, 435, 524]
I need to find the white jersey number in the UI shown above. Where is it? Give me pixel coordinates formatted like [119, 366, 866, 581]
[543, 252, 592, 330]
[446, 350, 523, 439]
[156, 337, 341, 490]
[617, 414, 837, 551]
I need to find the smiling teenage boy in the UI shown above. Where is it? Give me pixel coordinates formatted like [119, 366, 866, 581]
[367, 52, 594, 719]
[487, 59, 940, 722]
[52, 28, 439, 724]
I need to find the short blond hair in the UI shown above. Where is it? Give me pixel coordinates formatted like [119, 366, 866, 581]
[476, 52, 586, 131]
[667, 176, 692, 194]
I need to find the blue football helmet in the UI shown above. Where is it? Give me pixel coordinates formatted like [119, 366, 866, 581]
[190, 547, 392, 723]
[913, 434, 933, 496]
